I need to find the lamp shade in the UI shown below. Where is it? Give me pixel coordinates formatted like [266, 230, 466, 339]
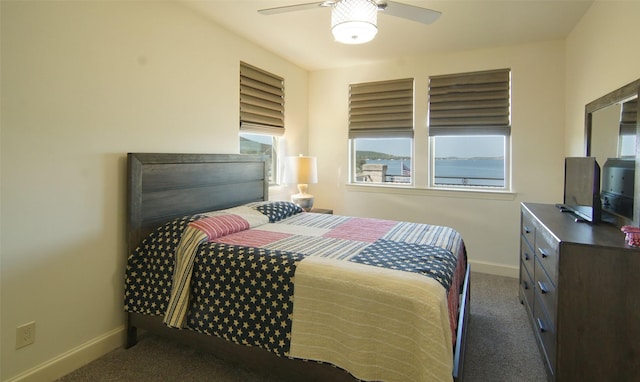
[331, 0, 378, 44]
[283, 155, 318, 185]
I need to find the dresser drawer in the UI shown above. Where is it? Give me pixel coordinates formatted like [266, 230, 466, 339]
[520, 260, 534, 315]
[535, 227, 559, 284]
[534, 256, 557, 326]
[520, 238, 535, 279]
[521, 209, 536, 248]
[534, 293, 557, 376]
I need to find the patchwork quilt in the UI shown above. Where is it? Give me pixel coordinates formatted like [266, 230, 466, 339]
[125, 201, 465, 382]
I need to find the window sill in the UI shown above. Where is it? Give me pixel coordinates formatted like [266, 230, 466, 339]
[345, 183, 517, 201]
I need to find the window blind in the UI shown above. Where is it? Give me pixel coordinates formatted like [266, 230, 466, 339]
[349, 78, 414, 139]
[428, 69, 511, 136]
[620, 98, 638, 136]
[240, 62, 284, 136]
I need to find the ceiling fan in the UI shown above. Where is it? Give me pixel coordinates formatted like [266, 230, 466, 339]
[258, 0, 441, 45]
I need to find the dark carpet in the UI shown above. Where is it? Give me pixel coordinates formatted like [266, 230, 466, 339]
[57, 272, 546, 381]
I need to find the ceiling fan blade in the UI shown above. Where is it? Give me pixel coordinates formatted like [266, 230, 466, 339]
[258, 2, 329, 15]
[381, 1, 441, 25]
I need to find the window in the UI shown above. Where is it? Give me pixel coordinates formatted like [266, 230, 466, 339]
[432, 136, 507, 187]
[352, 138, 412, 183]
[240, 133, 278, 184]
[619, 98, 637, 157]
[349, 78, 414, 185]
[239, 62, 284, 184]
[428, 69, 511, 190]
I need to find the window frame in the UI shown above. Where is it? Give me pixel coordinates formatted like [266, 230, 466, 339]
[239, 62, 284, 185]
[428, 135, 511, 191]
[427, 69, 512, 192]
[239, 132, 280, 186]
[349, 137, 414, 185]
[348, 78, 415, 186]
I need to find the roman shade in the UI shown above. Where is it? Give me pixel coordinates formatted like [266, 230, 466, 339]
[240, 62, 285, 136]
[349, 78, 414, 139]
[428, 69, 511, 136]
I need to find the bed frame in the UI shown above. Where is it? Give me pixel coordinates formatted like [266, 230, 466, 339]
[125, 152, 471, 381]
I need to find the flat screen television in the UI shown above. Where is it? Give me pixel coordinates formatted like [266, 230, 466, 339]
[561, 157, 601, 223]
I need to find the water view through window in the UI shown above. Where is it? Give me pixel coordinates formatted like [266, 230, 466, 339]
[433, 136, 505, 188]
[352, 136, 506, 188]
[240, 133, 276, 184]
[353, 138, 412, 184]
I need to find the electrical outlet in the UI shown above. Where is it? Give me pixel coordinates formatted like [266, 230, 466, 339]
[16, 321, 36, 349]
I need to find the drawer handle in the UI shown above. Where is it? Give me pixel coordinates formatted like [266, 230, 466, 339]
[538, 248, 549, 258]
[523, 281, 529, 290]
[524, 252, 530, 261]
[536, 318, 547, 333]
[524, 226, 532, 234]
[538, 281, 549, 294]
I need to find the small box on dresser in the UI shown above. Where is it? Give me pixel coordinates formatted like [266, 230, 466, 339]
[519, 202, 640, 381]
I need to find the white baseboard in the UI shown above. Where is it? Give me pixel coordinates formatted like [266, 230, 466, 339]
[468, 259, 518, 278]
[5, 326, 125, 382]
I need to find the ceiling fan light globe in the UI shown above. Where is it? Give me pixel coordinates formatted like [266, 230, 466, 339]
[331, 0, 378, 44]
[332, 21, 377, 44]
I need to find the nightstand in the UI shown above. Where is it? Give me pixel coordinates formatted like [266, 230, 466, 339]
[310, 208, 333, 214]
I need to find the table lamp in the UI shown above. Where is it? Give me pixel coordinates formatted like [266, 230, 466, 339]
[283, 155, 318, 211]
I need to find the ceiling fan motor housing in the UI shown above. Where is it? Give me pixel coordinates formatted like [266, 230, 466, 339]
[331, 0, 378, 44]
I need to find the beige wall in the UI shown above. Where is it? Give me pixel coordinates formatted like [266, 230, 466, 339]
[565, 1, 640, 157]
[309, 40, 567, 276]
[0, 1, 308, 380]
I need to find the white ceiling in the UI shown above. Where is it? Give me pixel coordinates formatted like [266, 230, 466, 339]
[183, 0, 594, 71]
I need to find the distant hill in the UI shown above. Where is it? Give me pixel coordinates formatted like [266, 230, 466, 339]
[356, 151, 409, 161]
[240, 136, 271, 155]
[435, 156, 504, 160]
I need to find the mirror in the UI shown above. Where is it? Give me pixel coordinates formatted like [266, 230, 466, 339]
[585, 78, 640, 227]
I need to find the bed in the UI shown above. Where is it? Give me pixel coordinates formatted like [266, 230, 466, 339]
[124, 153, 470, 382]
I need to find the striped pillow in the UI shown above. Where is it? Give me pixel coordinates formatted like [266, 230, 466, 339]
[189, 214, 250, 240]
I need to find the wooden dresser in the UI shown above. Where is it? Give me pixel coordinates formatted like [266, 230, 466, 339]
[519, 202, 640, 381]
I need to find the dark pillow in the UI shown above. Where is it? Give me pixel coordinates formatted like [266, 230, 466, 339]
[254, 201, 303, 222]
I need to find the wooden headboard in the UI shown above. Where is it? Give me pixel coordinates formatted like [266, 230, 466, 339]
[127, 153, 269, 255]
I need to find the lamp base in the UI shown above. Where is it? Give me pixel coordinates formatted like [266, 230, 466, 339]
[291, 194, 314, 212]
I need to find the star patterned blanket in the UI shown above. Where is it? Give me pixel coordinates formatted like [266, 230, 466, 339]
[125, 201, 465, 382]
